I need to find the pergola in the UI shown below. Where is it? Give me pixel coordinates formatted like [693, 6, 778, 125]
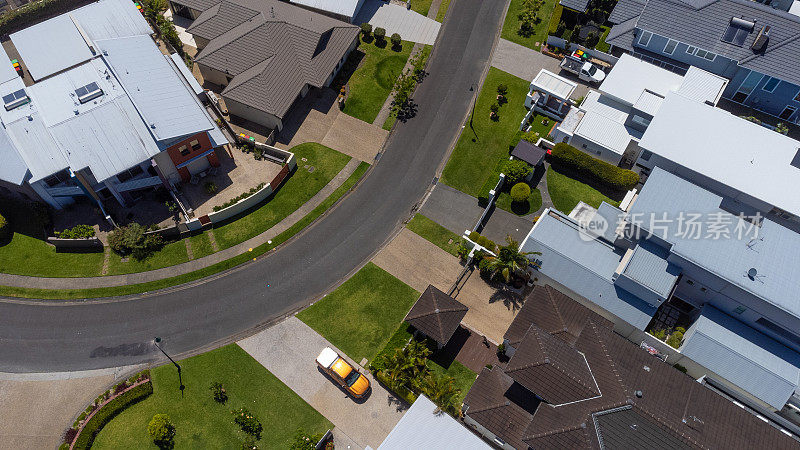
[404, 285, 469, 348]
[527, 69, 577, 118]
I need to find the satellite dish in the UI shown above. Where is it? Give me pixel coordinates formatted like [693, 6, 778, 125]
[747, 268, 758, 280]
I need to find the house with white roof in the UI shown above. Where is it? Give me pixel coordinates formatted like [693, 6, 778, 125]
[552, 53, 728, 166]
[519, 167, 800, 432]
[0, 0, 227, 212]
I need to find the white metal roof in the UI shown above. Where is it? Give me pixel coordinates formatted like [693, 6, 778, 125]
[639, 92, 800, 218]
[0, 126, 29, 185]
[575, 111, 632, 155]
[99, 35, 215, 141]
[289, 0, 364, 19]
[532, 69, 577, 101]
[378, 395, 492, 449]
[681, 306, 800, 410]
[677, 66, 728, 105]
[169, 53, 204, 95]
[5, 112, 68, 182]
[581, 90, 630, 123]
[10, 15, 95, 81]
[598, 53, 683, 106]
[68, 0, 152, 41]
[633, 90, 663, 116]
[0, 45, 19, 85]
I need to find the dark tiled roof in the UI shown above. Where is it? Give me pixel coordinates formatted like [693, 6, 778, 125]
[511, 140, 546, 167]
[605, 18, 637, 52]
[464, 285, 800, 449]
[559, 0, 590, 13]
[610, 0, 800, 86]
[608, 0, 646, 24]
[404, 285, 468, 346]
[192, 0, 358, 119]
[594, 407, 693, 450]
[171, 0, 220, 13]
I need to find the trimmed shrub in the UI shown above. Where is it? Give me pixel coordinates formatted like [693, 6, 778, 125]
[469, 231, 497, 252]
[666, 330, 684, 349]
[55, 224, 95, 239]
[360, 22, 372, 36]
[547, 3, 564, 35]
[502, 159, 533, 185]
[73, 381, 153, 449]
[674, 363, 688, 373]
[549, 143, 639, 191]
[232, 408, 263, 439]
[148, 414, 176, 448]
[374, 27, 386, 41]
[210, 381, 228, 404]
[108, 223, 164, 260]
[510, 183, 531, 203]
[497, 84, 508, 96]
[390, 32, 402, 48]
[0, 213, 9, 241]
[213, 182, 267, 211]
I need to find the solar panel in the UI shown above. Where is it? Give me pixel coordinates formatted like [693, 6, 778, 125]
[733, 28, 749, 46]
[722, 25, 738, 43]
[3, 88, 29, 110]
[74, 82, 103, 104]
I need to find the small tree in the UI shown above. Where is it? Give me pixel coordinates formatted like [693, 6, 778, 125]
[501, 159, 533, 184]
[497, 84, 508, 96]
[209, 381, 228, 403]
[510, 183, 531, 203]
[232, 408, 263, 439]
[390, 33, 402, 49]
[374, 27, 386, 42]
[108, 223, 164, 260]
[360, 22, 372, 37]
[290, 428, 324, 450]
[148, 414, 176, 449]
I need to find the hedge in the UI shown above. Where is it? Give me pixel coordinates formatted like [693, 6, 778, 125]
[0, 0, 92, 35]
[73, 381, 154, 449]
[548, 4, 563, 36]
[469, 231, 497, 253]
[549, 143, 639, 191]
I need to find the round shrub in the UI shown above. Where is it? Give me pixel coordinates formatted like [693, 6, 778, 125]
[0, 213, 9, 240]
[510, 183, 531, 203]
[108, 223, 164, 260]
[374, 27, 386, 41]
[501, 159, 533, 185]
[390, 33, 401, 48]
[360, 22, 372, 36]
[148, 414, 176, 447]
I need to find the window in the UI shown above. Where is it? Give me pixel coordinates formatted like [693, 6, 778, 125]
[640, 150, 653, 161]
[756, 317, 800, 346]
[116, 165, 144, 183]
[695, 49, 716, 61]
[638, 30, 653, 46]
[686, 46, 697, 55]
[178, 145, 190, 156]
[664, 39, 678, 55]
[43, 169, 70, 187]
[733, 306, 746, 314]
[582, 144, 588, 149]
[686, 279, 694, 285]
[732, 71, 763, 103]
[190, 139, 202, 151]
[795, 90, 800, 102]
[762, 77, 780, 92]
[631, 115, 651, 128]
[779, 106, 797, 120]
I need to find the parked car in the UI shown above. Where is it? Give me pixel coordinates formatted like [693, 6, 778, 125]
[560, 53, 605, 83]
[316, 347, 370, 398]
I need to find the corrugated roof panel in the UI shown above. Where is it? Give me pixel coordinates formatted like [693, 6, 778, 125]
[5, 112, 68, 183]
[677, 66, 728, 105]
[169, 53, 203, 95]
[98, 35, 214, 141]
[0, 45, 19, 85]
[289, 0, 363, 18]
[622, 242, 680, 298]
[70, 0, 153, 41]
[0, 126, 29, 184]
[681, 306, 800, 410]
[10, 15, 94, 81]
[581, 90, 630, 123]
[574, 111, 632, 155]
[533, 69, 577, 101]
[633, 90, 663, 116]
[520, 211, 657, 330]
[599, 54, 682, 106]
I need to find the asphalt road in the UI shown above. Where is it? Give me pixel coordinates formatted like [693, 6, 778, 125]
[0, 0, 509, 372]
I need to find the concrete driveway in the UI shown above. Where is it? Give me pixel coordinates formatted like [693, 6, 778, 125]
[420, 183, 483, 235]
[237, 317, 406, 450]
[355, 0, 441, 45]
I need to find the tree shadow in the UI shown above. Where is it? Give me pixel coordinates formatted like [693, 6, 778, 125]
[375, 38, 387, 49]
[510, 200, 531, 215]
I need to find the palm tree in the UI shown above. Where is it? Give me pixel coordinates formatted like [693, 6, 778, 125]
[485, 235, 540, 283]
[422, 373, 461, 416]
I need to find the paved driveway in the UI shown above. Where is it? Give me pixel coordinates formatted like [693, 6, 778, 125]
[237, 317, 406, 450]
[420, 183, 483, 235]
[491, 38, 590, 100]
[356, 0, 441, 45]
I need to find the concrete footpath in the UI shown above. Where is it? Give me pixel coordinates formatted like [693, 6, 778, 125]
[237, 317, 407, 450]
[0, 160, 362, 290]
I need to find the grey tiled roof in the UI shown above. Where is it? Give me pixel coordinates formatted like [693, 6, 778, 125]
[193, 0, 358, 119]
[614, 0, 800, 86]
[594, 407, 693, 450]
[559, 0, 590, 13]
[608, 0, 646, 24]
[605, 18, 637, 51]
[172, 0, 220, 12]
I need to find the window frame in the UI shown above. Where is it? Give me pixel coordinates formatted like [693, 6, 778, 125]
[638, 30, 653, 46]
[190, 140, 202, 151]
[794, 90, 800, 103]
[663, 39, 678, 55]
[179, 145, 190, 156]
[761, 76, 780, 93]
[686, 46, 697, 55]
[779, 105, 797, 121]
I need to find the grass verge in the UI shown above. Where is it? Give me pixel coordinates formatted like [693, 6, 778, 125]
[501, 0, 560, 51]
[0, 163, 370, 299]
[92, 344, 330, 449]
[406, 214, 462, 257]
[547, 166, 620, 213]
[436, 0, 452, 22]
[297, 263, 420, 363]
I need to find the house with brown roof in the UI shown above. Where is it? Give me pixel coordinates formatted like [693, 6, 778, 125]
[462, 285, 800, 449]
[180, 0, 359, 132]
[404, 285, 469, 348]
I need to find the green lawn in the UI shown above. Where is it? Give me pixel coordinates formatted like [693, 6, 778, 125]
[547, 166, 620, 213]
[297, 263, 420, 362]
[436, 0, 452, 22]
[188, 231, 216, 260]
[106, 240, 189, 275]
[406, 214, 462, 257]
[410, 0, 433, 16]
[501, 0, 560, 50]
[596, 26, 611, 53]
[382, 45, 432, 131]
[495, 187, 543, 216]
[0, 232, 105, 277]
[93, 345, 330, 449]
[212, 143, 350, 249]
[441, 67, 530, 197]
[342, 36, 413, 124]
[0, 162, 371, 300]
[525, 113, 557, 139]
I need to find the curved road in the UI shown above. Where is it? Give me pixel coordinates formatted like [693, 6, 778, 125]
[0, 0, 508, 372]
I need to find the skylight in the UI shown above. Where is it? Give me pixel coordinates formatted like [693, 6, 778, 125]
[722, 17, 755, 46]
[74, 81, 103, 104]
[2, 89, 29, 111]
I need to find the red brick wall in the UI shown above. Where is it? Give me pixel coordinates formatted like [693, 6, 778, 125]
[166, 132, 213, 167]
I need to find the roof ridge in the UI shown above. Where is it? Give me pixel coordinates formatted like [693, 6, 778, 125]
[545, 286, 568, 335]
[468, 400, 520, 415]
[523, 423, 588, 440]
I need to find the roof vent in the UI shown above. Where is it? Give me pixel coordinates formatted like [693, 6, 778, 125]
[3, 89, 29, 111]
[635, 390, 643, 398]
[752, 26, 770, 52]
[748, 267, 758, 280]
[75, 82, 103, 104]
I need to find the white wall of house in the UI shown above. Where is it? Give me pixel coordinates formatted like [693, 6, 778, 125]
[197, 64, 230, 87]
[569, 134, 625, 166]
[225, 97, 284, 131]
[153, 151, 180, 185]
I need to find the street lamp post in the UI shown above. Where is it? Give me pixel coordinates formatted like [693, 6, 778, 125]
[469, 83, 478, 141]
[154, 337, 185, 396]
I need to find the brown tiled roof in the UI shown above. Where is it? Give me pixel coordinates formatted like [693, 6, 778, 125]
[404, 285, 468, 346]
[465, 285, 800, 450]
[505, 325, 600, 405]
